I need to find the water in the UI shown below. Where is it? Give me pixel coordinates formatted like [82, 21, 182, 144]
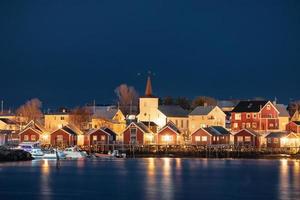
[0, 158, 299, 200]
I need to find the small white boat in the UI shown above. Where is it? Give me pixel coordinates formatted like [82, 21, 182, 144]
[42, 150, 67, 159]
[95, 150, 126, 158]
[31, 148, 44, 158]
[63, 147, 87, 159]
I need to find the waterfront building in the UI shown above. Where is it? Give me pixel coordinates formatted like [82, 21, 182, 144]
[50, 125, 78, 147]
[44, 108, 71, 131]
[123, 122, 153, 144]
[19, 120, 46, 143]
[188, 105, 226, 133]
[286, 121, 300, 133]
[274, 103, 290, 131]
[157, 121, 181, 145]
[84, 127, 117, 146]
[233, 129, 261, 147]
[265, 132, 288, 148]
[231, 100, 280, 132]
[191, 126, 232, 145]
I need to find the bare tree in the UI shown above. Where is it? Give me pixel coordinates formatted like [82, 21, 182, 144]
[115, 84, 139, 115]
[69, 106, 92, 131]
[192, 96, 217, 109]
[16, 98, 43, 123]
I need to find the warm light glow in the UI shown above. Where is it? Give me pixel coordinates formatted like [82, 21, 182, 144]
[162, 135, 172, 142]
[42, 134, 49, 140]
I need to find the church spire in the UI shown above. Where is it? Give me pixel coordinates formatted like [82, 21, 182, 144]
[145, 76, 153, 97]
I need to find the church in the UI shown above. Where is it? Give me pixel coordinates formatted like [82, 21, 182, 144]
[136, 77, 189, 136]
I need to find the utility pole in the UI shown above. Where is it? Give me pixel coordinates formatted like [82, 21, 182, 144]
[1, 100, 3, 114]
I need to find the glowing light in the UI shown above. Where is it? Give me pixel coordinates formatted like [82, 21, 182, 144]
[162, 135, 172, 142]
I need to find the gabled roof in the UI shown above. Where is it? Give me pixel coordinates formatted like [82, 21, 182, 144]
[275, 104, 290, 117]
[203, 127, 222, 136]
[0, 118, 17, 125]
[266, 132, 288, 138]
[23, 120, 45, 133]
[141, 121, 158, 127]
[125, 122, 152, 134]
[92, 106, 121, 120]
[102, 127, 117, 138]
[158, 105, 189, 117]
[291, 121, 300, 126]
[210, 126, 231, 135]
[189, 106, 223, 116]
[232, 100, 269, 112]
[217, 100, 239, 108]
[159, 121, 181, 134]
[60, 125, 78, 136]
[236, 129, 260, 137]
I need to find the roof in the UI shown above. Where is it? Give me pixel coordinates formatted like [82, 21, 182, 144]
[128, 122, 152, 134]
[141, 121, 158, 127]
[159, 121, 181, 134]
[61, 126, 77, 136]
[210, 126, 231, 135]
[202, 126, 231, 136]
[158, 105, 189, 117]
[101, 127, 117, 138]
[266, 132, 288, 138]
[232, 100, 269, 112]
[236, 129, 260, 137]
[189, 106, 216, 115]
[0, 118, 17, 125]
[217, 100, 239, 108]
[92, 106, 119, 119]
[275, 104, 290, 117]
[23, 120, 45, 133]
[292, 121, 300, 126]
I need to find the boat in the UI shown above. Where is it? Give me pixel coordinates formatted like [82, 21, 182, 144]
[63, 147, 87, 159]
[95, 150, 126, 158]
[30, 148, 44, 158]
[42, 149, 67, 159]
[17, 142, 40, 153]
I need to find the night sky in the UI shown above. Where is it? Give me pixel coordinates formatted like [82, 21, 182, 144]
[0, 0, 299, 109]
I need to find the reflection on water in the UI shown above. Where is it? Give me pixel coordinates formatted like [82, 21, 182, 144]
[279, 159, 300, 200]
[0, 158, 300, 200]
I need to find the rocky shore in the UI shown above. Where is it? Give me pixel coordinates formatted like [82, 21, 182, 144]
[0, 146, 33, 162]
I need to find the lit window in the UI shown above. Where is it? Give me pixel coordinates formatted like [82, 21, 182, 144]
[31, 135, 36, 141]
[274, 138, 279, 143]
[252, 123, 257, 128]
[269, 123, 274, 127]
[235, 114, 241, 120]
[246, 123, 251, 128]
[201, 136, 207, 142]
[130, 128, 137, 143]
[93, 135, 97, 141]
[237, 136, 243, 142]
[57, 135, 63, 142]
[253, 113, 257, 119]
[266, 105, 271, 110]
[267, 138, 272, 143]
[245, 136, 251, 142]
[162, 135, 173, 142]
[101, 135, 105, 141]
[233, 123, 238, 128]
[195, 136, 201, 142]
[24, 135, 29, 141]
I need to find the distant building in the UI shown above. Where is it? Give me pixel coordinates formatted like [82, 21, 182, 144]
[189, 106, 226, 133]
[84, 127, 116, 147]
[44, 108, 71, 131]
[123, 122, 153, 145]
[0, 118, 19, 131]
[157, 121, 181, 145]
[233, 129, 261, 147]
[136, 76, 189, 136]
[191, 126, 232, 145]
[274, 103, 290, 131]
[19, 120, 47, 143]
[231, 100, 279, 132]
[265, 132, 288, 148]
[50, 125, 78, 147]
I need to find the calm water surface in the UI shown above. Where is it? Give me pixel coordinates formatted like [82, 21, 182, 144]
[0, 158, 299, 200]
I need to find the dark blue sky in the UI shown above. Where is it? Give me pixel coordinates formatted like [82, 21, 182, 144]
[0, 0, 299, 109]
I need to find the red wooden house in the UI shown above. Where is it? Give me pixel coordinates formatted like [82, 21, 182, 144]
[123, 122, 152, 145]
[157, 121, 181, 145]
[234, 129, 261, 147]
[231, 100, 279, 132]
[191, 126, 231, 145]
[265, 132, 288, 148]
[19, 120, 45, 143]
[286, 121, 300, 133]
[50, 125, 78, 146]
[84, 127, 116, 146]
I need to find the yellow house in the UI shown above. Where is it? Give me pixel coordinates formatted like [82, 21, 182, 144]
[91, 106, 126, 141]
[44, 109, 71, 131]
[275, 104, 290, 131]
[189, 106, 226, 133]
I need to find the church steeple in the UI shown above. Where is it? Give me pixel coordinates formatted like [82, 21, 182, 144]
[145, 76, 153, 97]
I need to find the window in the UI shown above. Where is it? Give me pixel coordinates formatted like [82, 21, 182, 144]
[101, 135, 106, 141]
[267, 138, 272, 143]
[93, 135, 97, 141]
[181, 120, 183, 128]
[94, 125, 97, 129]
[175, 120, 178, 126]
[130, 128, 137, 143]
[266, 104, 271, 110]
[195, 136, 201, 142]
[245, 136, 251, 142]
[24, 135, 29, 141]
[252, 123, 257, 129]
[246, 123, 251, 128]
[61, 116, 64, 120]
[201, 136, 208, 142]
[31, 135, 36, 141]
[242, 123, 245, 128]
[213, 136, 216, 141]
[269, 123, 274, 128]
[237, 136, 243, 142]
[246, 113, 251, 119]
[274, 138, 279, 143]
[233, 123, 238, 128]
[162, 135, 173, 142]
[235, 114, 241, 120]
[253, 113, 257, 119]
[56, 135, 63, 142]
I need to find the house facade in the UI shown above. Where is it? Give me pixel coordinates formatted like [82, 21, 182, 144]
[286, 121, 300, 133]
[50, 125, 78, 146]
[44, 109, 71, 131]
[123, 122, 153, 145]
[191, 126, 231, 145]
[157, 122, 181, 145]
[231, 101, 279, 132]
[265, 132, 288, 148]
[189, 106, 226, 133]
[233, 129, 261, 147]
[274, 104, 290, 131]
[84, 127, 116, 146]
